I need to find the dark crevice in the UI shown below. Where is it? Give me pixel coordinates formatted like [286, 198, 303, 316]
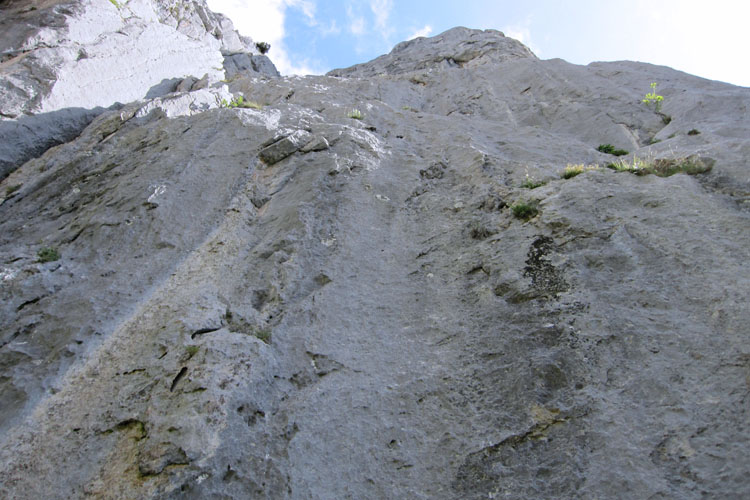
[17, 295, 46, 311]
[191, 326, 220, 339]
[170, 367, 187, 392]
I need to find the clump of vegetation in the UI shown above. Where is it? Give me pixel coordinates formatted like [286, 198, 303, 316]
[561, 163, 599, 179]
[511, 201, 539, 220]
[348, 109, 363, 120]
[253, 328, 272, 344]
[520, 173, 546, 189]
[607, 156, 712, 177]
[688, 129, 701, 135]
[469, 221, 493, 239]
[648, 137, 661, 145]
[37, 246, 60, 263]
[662, 115, 672, 125]
[597, 144, 628, 156]
[642, 82, 664, 112]
[255, 42, 271, 54]
[185, 345, 200, 357]
[108, 0, 121, 9]
[5, 184, 21, 195]
[221, 96, 262, 109]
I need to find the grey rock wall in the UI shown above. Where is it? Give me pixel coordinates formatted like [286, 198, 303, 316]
[0, 27, 749, 499]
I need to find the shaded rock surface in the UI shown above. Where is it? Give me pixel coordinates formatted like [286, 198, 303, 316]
[1, 27, 749, 499]
[0, 0, 278, 179]
[224, 53, 281, 79]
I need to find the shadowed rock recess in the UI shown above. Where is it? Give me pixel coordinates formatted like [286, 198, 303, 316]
[1, 8, 749, 499]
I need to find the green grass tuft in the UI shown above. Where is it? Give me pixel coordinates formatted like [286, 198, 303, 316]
[608, 156, 712, 177]
[597, 144, 628, 156]
[511, 201, 539, 220]
[37, 247, 60, 263]
[562, 163, 599, 179]
[520, 176, 546, 189]
[253, 328, 272, 344]
[222, 96, 262, 109]
[348, 109, 363, 120]
[5, 184, 21, 195]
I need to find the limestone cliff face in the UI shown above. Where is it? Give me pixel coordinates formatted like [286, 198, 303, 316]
[0, 0, 278, 179]
[1, 20, 749, 500]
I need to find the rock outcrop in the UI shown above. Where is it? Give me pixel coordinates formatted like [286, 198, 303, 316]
[1, 23, 749, 499]
[0, 0, 278, 179]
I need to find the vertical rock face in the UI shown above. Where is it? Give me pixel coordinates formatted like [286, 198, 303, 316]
[0, 0, 278, 179]
[1, 25, 750, 500]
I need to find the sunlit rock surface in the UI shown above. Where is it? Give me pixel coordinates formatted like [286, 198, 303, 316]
[0, 0, 277, 179]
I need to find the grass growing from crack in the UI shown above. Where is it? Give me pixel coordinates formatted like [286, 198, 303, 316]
[37, 247, 60, 263]
[469, 221, 493, 239]
[511, 201, 539, 220]
[5, 184, 21, 195]
[597, 144, 628, 156]
[253, 328, 272, 344]
[607, 156, 712, 177]
[688, 129, 701, 135]
[185, 345, 200, 357]
[561, 164, 599, 179]
[221, 96, 262, 109]
[520, 175, 546, 189]
[348, 109, 363, 120]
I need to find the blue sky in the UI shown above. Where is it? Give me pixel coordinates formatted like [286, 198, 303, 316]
[207, 0, 749, 87]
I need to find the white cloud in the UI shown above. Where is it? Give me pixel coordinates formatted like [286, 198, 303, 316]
[501, 19, 541, 57]
[369, 0, 393, 32]
[346, 4, 366, 35]
[206, 0, 320, 75]
[407, 24, 433, 40]
[626, 0, 750, 86]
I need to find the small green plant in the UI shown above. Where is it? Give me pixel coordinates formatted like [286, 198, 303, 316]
[185, 345, 200, 358]
[253, 328, 272, 344]
[255, 42, 271, 54]
[642, 82, 664, 112]
[37, 246, 60, 263]
[561, 163, 599, 179]
[607, 157, 645, 173]
[687, 128, 701, 135]
[108, 0, 121, 9]
[5, 184, 21, 195]
[520, 175, 546, 189]
[648, 137, 661, 145]
[511, 201, 539, 220]
[221, 96, 262, 109]
[597, 144, 629, 156]
[662, 115, 672, 125]
[348, 109, 363, 120]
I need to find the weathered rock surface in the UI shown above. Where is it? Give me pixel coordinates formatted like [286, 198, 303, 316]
[224, 53, 281, 79]
[0, 0, 277, 179]
[1, 26, 749, 499]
